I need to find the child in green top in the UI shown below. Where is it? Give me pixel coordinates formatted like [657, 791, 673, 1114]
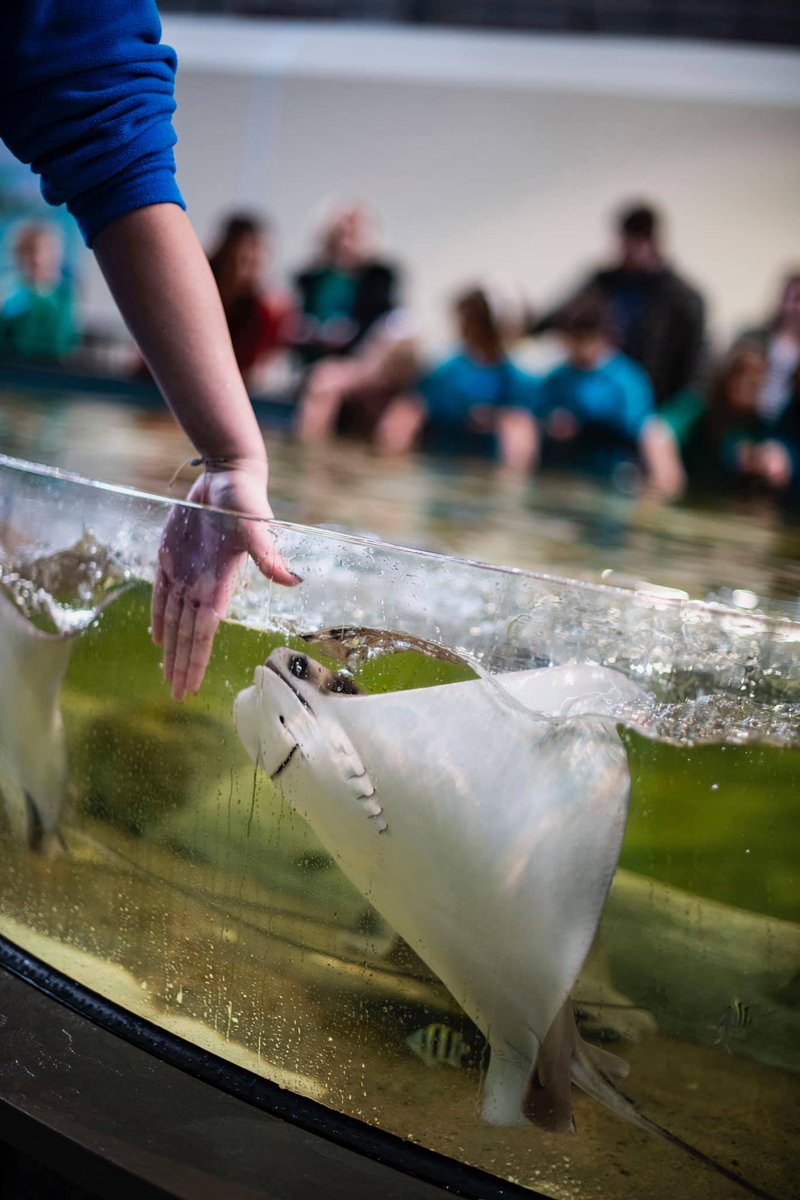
[0, 223, 76, 362]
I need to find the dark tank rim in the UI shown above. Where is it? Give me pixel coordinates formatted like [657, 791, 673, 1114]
[0, 932, 547, 1200]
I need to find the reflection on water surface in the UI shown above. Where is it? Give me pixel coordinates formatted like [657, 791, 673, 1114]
[1, 389, 798, 615]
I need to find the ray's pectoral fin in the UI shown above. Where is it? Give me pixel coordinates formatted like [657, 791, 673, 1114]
[315, 712, 386, 833]
[524, 1001, 630, 1135]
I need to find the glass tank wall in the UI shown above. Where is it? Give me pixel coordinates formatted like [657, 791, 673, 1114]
[0, 453, 798, 1200]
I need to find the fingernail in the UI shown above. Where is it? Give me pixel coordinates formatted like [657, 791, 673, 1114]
[291, 572, 304, 583]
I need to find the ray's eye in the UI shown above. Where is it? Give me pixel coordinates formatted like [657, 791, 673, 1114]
[289, 655, 309, 680]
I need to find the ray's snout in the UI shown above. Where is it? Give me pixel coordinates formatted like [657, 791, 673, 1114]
[234, 661, 302, 778]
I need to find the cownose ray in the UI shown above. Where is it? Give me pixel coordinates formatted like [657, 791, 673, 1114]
[0, 584, 127, 850]
[236, 649, 793, 1200]
[235, 646, 645, 1134]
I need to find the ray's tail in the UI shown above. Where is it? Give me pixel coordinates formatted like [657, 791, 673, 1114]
[566, 1007, 783, 1200]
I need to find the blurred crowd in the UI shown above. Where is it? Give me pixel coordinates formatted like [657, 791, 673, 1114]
[1, 201, 798, 504]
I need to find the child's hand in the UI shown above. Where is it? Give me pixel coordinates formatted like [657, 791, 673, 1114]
[736, 440, 757, 473]
[756, 440, 792, 490]
[547, 408, 579, 442]
[467, 405, 496, 434]
[151, 460, 300, 701]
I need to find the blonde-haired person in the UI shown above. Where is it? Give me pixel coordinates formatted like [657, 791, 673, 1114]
[294, 202, 409, 442]
[376, 285, 539, 474]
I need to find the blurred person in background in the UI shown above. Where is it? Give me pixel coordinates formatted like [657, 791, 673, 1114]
[293, 203, 399, 369]
[664, 274, 800, 498]
[0, 221, 77, 363]
[707, 344, 797, 498]
[533, 201, 707, 410]
[376, 285, 539, 474]
[294, 203, 409, 442]
[734, 271, 800, 424]
[535, 291, 685, 497]
[296, 309, 419, 444]
[207, 212, 295, 392]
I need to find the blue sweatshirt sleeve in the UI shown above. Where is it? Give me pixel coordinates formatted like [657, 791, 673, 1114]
[0, 1, 185, 246]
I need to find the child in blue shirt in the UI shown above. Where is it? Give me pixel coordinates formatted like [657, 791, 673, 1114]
[377, 286, 539, 472]
[537, 292, 685, 496]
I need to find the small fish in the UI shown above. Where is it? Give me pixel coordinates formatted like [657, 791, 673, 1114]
[406, 1023, 471, 1069]
[714, 998, 751, 1050]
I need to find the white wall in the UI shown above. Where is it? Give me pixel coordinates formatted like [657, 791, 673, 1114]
[81, 19, 800, 352]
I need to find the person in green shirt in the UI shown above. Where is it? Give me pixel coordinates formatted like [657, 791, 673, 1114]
[662, 344, 798, 498]
[0, 222, 77, 362]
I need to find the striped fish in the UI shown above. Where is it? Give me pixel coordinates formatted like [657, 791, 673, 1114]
[405, 1023, 471, 1069]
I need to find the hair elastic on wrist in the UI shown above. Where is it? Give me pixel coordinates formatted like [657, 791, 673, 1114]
[168, 455, 237, 489]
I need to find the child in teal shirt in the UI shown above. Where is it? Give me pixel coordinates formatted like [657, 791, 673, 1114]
[537, 293, 685, 496]
[0, 223, 76, 362]
[377, 286, 539, 472]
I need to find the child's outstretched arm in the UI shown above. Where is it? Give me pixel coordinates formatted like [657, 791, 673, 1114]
[0, 2, 299, 699]
[94, 206, 300, 702]
[639, 417, 687, 500]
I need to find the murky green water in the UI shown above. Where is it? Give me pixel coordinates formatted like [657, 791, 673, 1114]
[0, 393, 798, 1198]
[0, 584, 797, 1200]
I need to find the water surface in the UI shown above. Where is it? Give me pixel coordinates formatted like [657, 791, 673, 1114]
[1, 389, 798, 616]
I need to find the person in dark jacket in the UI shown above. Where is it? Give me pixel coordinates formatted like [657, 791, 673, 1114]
[0, 1, 299, 701]
[533, 202, 707, 408]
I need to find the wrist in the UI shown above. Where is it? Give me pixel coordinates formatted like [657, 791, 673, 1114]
[195, 452, 268, 479]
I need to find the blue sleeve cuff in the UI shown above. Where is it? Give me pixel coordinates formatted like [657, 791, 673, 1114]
[0, 1, 184, 246]
[70, 159, 186, 246]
